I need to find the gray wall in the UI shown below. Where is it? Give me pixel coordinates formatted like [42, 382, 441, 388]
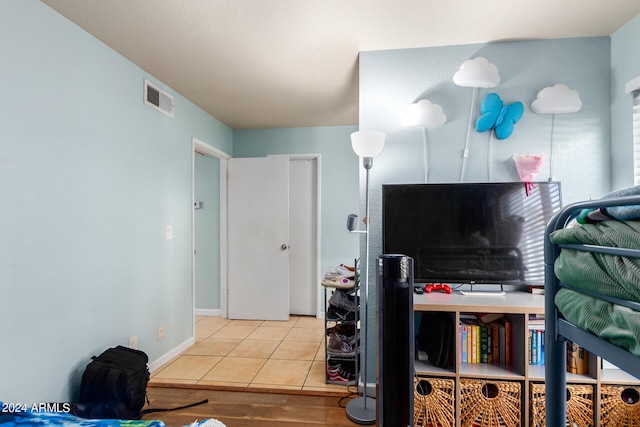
[611, 13, 640, 190]
[358, 37, 614, 383]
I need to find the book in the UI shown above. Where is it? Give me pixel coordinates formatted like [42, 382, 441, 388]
[531, 329, 537, 364]
[567, 341, 588, 374]
[461, 319, 476, 363]
[459, 323, 463, 364]
[528, 314, 545, 329]
[493, 318, 511, 366]
[504, 319, 512, 366]
[467, 323, 473, 363]
[496, 321, 506, 366]
[528, 286, 545, 295]
[486, 323, 493, 364]
[490, 321, 500, 364]
[478, 313, 504, 323]
[480, 324, 488, 363]
[500, 325, 506, 366]
[471, 323, 478, 363]
[461, 324, 468, 363]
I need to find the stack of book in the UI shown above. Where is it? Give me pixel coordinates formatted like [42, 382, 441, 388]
[459, 313, 511, 366]
[567, 340, 589, 374]
[528, 314, 545, 365]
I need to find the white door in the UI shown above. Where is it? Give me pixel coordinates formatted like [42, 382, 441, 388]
[227, 156, 290, 320]
[288, 158, 317, 315]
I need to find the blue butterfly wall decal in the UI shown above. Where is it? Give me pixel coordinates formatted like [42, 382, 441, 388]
[476, 93, 524, 140]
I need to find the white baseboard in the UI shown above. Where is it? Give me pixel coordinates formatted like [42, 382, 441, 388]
[194, 308, 221, 317]
[148, 337, 195, 373]
[356, 382, 376, 397]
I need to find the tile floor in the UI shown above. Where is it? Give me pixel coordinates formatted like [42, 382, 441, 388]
[149, 315, 353, 394]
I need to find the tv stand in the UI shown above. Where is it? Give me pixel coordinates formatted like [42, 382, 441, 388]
[414, 290, 546, 426]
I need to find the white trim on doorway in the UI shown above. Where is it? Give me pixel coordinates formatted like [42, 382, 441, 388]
[192, 137, 231, 335]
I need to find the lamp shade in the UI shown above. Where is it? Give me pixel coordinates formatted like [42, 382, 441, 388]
[351, 130, 385, 158]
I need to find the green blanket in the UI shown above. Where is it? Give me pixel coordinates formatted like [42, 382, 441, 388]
[550, 220, 640, 303]
[551, 219, 640, 357]
[555, 288, 640, 357]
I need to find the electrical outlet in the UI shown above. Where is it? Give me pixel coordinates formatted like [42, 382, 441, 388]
[165, 225, 172, 240]
[128, 335, 138, 349]
[157, 324, 165, 340]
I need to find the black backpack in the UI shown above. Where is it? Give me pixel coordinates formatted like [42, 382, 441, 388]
[75, 346, 150, 419]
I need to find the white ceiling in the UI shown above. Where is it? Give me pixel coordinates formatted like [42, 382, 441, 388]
[41, 0, 640, 130]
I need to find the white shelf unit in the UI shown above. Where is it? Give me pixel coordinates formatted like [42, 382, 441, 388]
[414, 290, 640, 427]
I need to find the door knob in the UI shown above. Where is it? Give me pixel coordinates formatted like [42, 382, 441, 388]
[281, 244, 290, 250]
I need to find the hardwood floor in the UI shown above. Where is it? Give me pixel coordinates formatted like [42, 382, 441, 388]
[142, 385, 363, 427]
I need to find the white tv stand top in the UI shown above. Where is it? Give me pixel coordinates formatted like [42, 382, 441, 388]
[413, 290, 544, 314]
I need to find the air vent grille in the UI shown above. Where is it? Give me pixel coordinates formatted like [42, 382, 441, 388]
[144, 79, 174, 118]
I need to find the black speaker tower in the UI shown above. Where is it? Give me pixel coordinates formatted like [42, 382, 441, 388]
[376, 254, 414, 427]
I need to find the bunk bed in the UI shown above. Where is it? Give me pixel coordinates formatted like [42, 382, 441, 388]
[544, 188, 640, 426]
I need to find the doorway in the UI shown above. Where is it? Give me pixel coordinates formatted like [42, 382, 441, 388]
[226, 154, 321, 320]
[192, 138, 229, 320]
[191, 142, 321, 322]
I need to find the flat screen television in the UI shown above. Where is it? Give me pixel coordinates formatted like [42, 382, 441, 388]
[382, 182, 562, 286]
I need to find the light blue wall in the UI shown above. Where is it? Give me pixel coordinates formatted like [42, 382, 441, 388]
[0, 0, 232, 403]
[194, 155, 221, 310]
[358, 37, 612, 382]
[234, 126, 360, 275]
[611, 13, 640, 190]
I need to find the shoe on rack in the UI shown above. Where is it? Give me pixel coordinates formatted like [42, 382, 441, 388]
[327, 370, 354, 383]
[327, 362, 353, 375]
[321, 276, 355, 289]
[326, 324, 356, 337]
[326, 305, 356, 322]
[327, 360, 356, 381]
[327, 367, 355, 380]
[328, 359, 355, 374]
[324, 265, 355, 280]
[337, 333, 357, 346]
[327, 365, 355, 382]
[328, 289, 359, 311]
[327, 333, 356, 356]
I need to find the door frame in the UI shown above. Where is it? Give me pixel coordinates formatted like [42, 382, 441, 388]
[268, 153, 322, 319]
[192, 137, 230, 327]
[190, 146, 323, 322]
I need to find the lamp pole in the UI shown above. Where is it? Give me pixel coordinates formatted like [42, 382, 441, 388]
[346, 130, 384, 425]
[346, 156, 376, 425]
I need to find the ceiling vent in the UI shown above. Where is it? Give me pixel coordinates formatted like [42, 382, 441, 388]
[144, 79, 174, 118]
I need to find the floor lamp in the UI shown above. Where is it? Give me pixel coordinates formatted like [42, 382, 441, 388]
[346, 130, 385, 425]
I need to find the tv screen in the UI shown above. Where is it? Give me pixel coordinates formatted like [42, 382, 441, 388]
[382, 182, 562, 286]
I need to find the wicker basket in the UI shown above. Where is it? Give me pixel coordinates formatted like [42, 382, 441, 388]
[530, 382, 594, 427]
[414, 377, 455, 427]
[600, 384, 640, 427]
[459, 378, 521, 427]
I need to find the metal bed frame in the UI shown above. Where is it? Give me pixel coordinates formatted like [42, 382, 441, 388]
[544, 194, 640, 425]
